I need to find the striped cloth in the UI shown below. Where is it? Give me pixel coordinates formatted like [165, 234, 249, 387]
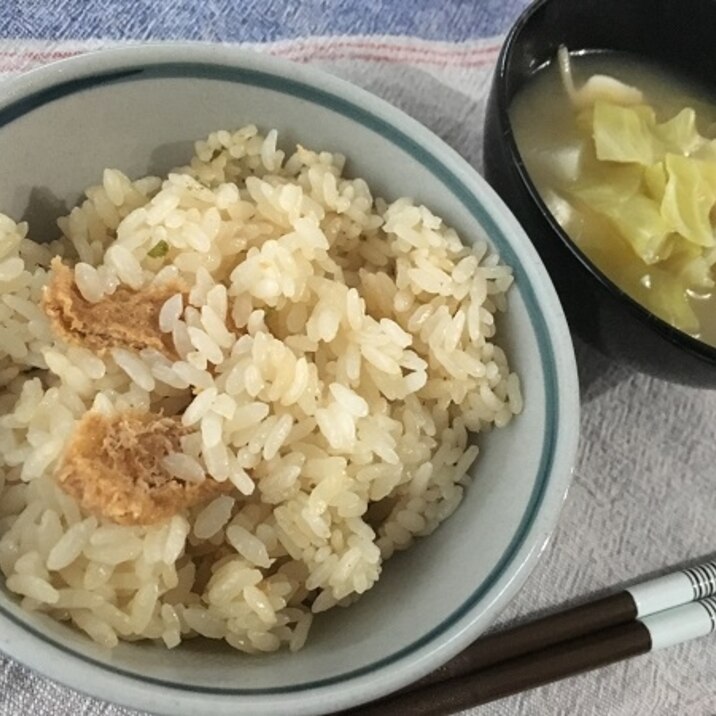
[0, 1, 525, 43]
[1, 3, 716, 715]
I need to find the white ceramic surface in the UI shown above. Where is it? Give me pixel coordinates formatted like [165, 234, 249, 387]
[0, 44, 579, 716]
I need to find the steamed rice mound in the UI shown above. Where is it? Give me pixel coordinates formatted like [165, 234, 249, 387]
[0, 125, 522, 653]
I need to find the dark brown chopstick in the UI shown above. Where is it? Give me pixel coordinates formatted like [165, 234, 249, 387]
[345, 621, 652, 716]
[407, 591, 637, 691]
[339, 560, 716, 715]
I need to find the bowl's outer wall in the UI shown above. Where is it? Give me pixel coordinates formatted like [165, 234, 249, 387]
[483, 0, 716, 386]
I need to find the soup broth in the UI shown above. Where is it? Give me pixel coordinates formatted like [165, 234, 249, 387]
[511, 51, 716, 346]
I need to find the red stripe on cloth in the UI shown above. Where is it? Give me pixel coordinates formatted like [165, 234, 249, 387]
[0, 39, 501, 72]
[0, 49, 82, 60]
[0, 38, 502, 60]
[269, 38, 503, 58]
[272, 48, 498, 67]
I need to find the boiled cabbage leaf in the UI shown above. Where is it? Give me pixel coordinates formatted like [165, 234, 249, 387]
[664, 240, 716, 293]
[655, 108, 704, 156]
[693, 138, 716, 162]
[644, 163, 667, 202]
[661, 153, 716, 247]
[592, 101, 659, 164]
[570, 163, 642, 208]
[601, 194, 671, 264]
[571, 163, 669, 263]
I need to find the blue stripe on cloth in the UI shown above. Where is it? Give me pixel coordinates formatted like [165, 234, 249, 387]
[0, 0, 530, 43]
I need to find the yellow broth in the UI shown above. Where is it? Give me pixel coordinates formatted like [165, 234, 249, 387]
[510, 52, 716, 346]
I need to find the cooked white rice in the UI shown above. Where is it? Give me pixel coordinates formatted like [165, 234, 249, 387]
[0, 125, 521, 653]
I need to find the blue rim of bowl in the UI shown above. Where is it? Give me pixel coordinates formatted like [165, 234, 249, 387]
[0, 61, 559, 696]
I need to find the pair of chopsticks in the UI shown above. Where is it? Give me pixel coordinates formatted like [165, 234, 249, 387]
[345, 559, 716, 715]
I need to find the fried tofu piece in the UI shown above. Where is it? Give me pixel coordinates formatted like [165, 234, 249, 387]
[56, 410, 234, 525]
[42, 258, 183, 357]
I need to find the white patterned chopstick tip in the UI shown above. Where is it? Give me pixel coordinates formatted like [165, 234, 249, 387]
[627, 561, 716, 617]
[641, 595, 716, 651]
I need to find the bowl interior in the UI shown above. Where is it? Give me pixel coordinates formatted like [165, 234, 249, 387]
[0, 52, 567, 710]
[495, 0, 716, 363]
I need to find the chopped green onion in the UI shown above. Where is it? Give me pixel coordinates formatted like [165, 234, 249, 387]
[147, 240, 169, 258]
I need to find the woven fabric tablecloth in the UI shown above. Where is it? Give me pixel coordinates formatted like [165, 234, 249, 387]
[1, 2, 716, 714]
